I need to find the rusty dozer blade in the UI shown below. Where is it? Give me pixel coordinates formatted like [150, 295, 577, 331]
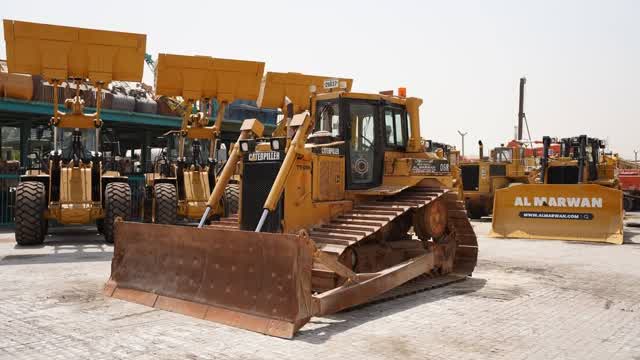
[490, 184, 624, 244]
[105, 215, 476, 338]
[105, 221, 316, 338]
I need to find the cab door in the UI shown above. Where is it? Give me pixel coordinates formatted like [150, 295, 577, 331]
[344, 100, 384, 189]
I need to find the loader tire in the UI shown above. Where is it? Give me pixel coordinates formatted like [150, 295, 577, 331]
[14, 181, 47, 246]
[104, 182, 131, 244]
[154, 183, 177, 224]
[223, 183, 240, 217]
[624, 197, 634, 212]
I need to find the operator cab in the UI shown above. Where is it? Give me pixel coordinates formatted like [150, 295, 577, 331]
[312, 95, 411, 189]
[543, 135, 606, 184]
[492, 147, 513, 163]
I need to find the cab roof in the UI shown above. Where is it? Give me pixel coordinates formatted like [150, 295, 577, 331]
[314, 91, 419, 107]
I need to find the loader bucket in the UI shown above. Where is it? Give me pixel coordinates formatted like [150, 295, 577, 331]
[104, 220, 315, 338]
[490, 184, 623, 244]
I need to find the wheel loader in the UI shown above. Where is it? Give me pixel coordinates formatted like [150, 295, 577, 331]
[105, 72, 478, 338]
[4, 19, 145, 244]
[491, 135, 624, 244]
[140, 54, 263, 224]
[460, 141, 533, 218]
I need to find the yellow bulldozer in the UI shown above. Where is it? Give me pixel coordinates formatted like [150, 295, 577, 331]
[4, 19, 145, 244]
[491, 135, 624, 244]
[105, 72, 478, 338]
[141, 54, 264, 224]
[460, 141, 532, 218]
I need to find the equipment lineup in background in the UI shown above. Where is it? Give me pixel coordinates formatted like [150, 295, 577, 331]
[0, 17, 631, 341]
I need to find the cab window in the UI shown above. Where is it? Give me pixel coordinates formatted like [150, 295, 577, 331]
[493, 148, 513, 162]
[384, 108, 407, 149]
[315, 101, 340, 138]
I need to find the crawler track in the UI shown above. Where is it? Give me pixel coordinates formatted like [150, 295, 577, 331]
[210, 187, 478, 300]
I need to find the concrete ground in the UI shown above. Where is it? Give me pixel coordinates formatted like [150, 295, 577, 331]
[0, 215, 639, 360]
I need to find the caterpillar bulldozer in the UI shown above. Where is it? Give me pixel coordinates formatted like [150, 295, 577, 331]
[460, 141, 533, 218]
[4, 19, 145, 244]
[105, 72, 478, 338]
[141, 54, 264, 224]
[491, 135, 624, 244]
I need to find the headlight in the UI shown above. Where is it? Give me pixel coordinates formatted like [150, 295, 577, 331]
[271, 139, 280, 150]
[240, 141, 249, 152]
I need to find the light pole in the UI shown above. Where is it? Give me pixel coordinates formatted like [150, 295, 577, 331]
[635, 150, 638, 168]
[458, 130, 468, 158]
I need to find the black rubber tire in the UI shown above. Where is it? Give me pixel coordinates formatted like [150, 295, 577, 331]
[14, 181, 47, 245]
[104, 182, 131, 244]
[154, 183, 177, 224]
[623, 196, 634, 212]
[223, 183, 240, 217]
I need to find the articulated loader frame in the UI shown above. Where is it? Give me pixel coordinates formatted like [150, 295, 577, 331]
[106, 73, 478, 338]
[4, 19, 145, 244]
[491, 135, 624, 244]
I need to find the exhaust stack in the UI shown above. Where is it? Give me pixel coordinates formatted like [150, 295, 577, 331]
[517, 77, 526, 140]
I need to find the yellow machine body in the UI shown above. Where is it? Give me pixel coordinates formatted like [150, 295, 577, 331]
[52, 166, 99, 224]
[491, 136, 624, 244]
[107, 75, 478, 338]
[178, 169, 211, 218]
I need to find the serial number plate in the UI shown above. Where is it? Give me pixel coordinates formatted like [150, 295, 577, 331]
[323, 79, 339, 89]
[411, 159, 450, 174]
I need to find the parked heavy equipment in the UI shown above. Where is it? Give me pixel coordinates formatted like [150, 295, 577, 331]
[620, 169, 640, 211]
[460, 141, 531, 218]
[491, 135, 624, 244]
[4, 19, 145, 244]
[141, 54, 264, 224]
[423, 140, 464, 200]
[105, 72, 478, 338]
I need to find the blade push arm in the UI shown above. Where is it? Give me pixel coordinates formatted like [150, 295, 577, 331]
[198, 119, 264, 228]
[255, 112, 313, 232]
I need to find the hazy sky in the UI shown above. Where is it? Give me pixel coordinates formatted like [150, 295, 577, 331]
[2, 0, 639, 158]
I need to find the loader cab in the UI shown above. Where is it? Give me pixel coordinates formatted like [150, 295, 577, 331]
[56, 127, 97, 163]
[314, 95, 410, 190]
[492, 147, 513, 163]
[543, 135, 608, 184]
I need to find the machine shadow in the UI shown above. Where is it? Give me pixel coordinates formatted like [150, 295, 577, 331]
[4, 226, 113, 265]
[623, 226, 640, 245]
[297, 277, 487, 344]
